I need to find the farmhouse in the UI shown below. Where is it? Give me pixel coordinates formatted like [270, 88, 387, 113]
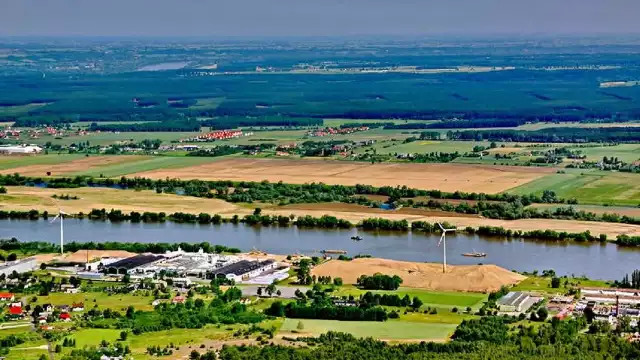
[0, 293, 15, 302]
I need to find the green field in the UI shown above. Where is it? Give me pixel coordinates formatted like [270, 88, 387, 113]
[333, 287, 487, 311]
[279, 318, 458, 340]
[509, 170, 640, 206]
[512, 276, 611, 293]
[24, 131, 202, 146]
[0, 154, 85, 170]
[71, 155, 218, 177]
[5, 348, 49, 360]
[33, 292, 156, 311]
[568, 144, 640, 163]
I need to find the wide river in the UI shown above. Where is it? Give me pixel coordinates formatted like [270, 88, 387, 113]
[1, 219, 637, 280]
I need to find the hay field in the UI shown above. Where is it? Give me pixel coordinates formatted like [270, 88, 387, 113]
[133, 158, 552, 193]
[0, 155, 151, 177]
[0, 186, 240, 214]
[311, 258, 525, 292]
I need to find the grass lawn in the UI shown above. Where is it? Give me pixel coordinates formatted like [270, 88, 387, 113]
[512, 276, 611, 294]
[507, 170, 640, 206]
[332, 286, 487, 311]
[33, 292, 156, 311]
[5, 349, 50, 360]
[0, 324, 33, 337]
[279, 318, 457, 341]
[71, 155, 218, 177]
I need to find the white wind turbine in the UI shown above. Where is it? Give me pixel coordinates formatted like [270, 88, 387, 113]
[437, 223, 456, 273]
[51, 209, 68, 255]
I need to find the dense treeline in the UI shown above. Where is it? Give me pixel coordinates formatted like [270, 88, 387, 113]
[266, 288, 391, 322]
[385, 119, 523, 130]
[200, 117, 322, 129]
[88, 119, 201, 132]
[447, 127, 640, 143]
[398, 198, 640, 226]
[469, 226, 604, 243]
[0, 238, 241, 256]
[356, 274, 403, 290]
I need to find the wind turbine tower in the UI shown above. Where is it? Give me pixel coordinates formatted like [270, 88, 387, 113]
[437, 223, 457, 273]
[51, 209, 67, 255]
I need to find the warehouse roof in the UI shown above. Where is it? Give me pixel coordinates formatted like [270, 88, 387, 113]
[498, 292, 530, 307]
[105, 254, 163, 270]
[214, 259, 275, 276]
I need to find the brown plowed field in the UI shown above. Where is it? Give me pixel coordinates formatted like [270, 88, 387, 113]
[133, 158, 552, 194]
[312, 258, 525, 292]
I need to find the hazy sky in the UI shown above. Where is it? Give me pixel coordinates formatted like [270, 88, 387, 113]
[2, 0, 639, 37]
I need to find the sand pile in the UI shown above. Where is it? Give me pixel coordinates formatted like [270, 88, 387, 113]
[60, 250, 136, 263]
[312, 258, 525, 293]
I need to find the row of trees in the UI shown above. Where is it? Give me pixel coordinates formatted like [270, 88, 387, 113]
[0, 173, 572, 205]
[0, 238, 241, 256]
[446, 126, 640, 143]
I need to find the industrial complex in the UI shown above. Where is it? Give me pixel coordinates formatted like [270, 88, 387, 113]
[82, 247, 289, 285]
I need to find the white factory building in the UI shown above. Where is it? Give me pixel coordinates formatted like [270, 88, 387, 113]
[0, 145, 43, 154]
[0, 257, 38, 276]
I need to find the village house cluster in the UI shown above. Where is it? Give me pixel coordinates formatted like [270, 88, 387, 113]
[180, 129, 253, 142]
[306, 126, 370, 137]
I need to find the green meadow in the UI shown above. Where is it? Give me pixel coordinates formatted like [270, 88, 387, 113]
[509, 170, 640, 206]
[279, 318, 458, 341]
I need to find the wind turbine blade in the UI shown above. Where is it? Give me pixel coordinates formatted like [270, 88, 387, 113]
[50, 214, 60, 223]
[437, 223, 445, 232]
[437, 233, 445, 247]
[59, 210, 68, 215]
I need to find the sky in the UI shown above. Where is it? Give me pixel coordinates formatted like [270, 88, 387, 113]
[1, 0, 640, 38]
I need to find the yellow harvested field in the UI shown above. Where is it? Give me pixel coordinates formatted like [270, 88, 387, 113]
[0, 186, 241, 214]
[269, 205, 640, 238]
[133, 158, 552, 193]
[0, 155, 148, 176]
[312, 258, 525, 292]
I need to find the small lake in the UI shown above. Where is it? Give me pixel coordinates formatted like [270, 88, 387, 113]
[1, 219, 637, 280]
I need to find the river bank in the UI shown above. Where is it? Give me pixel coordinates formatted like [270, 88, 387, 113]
[2, 186, 640, 238]
[2, 218, 639, 279]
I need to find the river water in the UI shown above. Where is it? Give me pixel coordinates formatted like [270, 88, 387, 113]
[1, 219, 637, 280]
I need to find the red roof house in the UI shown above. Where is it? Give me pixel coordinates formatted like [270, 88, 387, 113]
[0, 293, 15, 301]
[9, 306, 22, 316]
[59, 313, 71, 321]
[172, 296, 186, 304]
